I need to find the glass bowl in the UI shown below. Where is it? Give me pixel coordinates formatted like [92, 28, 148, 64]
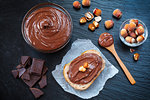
[119, 19, 148, 47]
[21, 3, 73, 53]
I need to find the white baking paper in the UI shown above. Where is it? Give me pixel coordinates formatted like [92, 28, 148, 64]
[52, 39, 119, 99]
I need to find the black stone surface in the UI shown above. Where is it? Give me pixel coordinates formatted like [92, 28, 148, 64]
[0, 0, 150, 100]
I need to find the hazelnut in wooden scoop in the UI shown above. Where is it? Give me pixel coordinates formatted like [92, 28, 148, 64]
[105, 20, 114, 29]
[113, 9, 122, 19]
[82, 0, 91, 7]
[73, 1, 81, 9]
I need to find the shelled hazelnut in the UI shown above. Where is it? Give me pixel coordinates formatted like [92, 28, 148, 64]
[105, 20, 114, 29]
[88, 23, 95, 31]
[82, 0, 91, 7]
[125, 36, 135, 43]
[80, 17, 87, 24]
[130, 19, 138, 25]
[85, 12, 94, 21]
[129, 32, 136, 38]
[83, 62, 89, 68]
[124, 24, 129, 30]
[134, 53, 140, 61]
[93, 21, 99, 28]
[128, 22, 136, 32]
[94, 16, 102, 22]
[113, 9, 122, 19]
[120, 29, 128, 38]
[73, 1, 81, 9]
[136, 26, 144, 35]
[136, 35, 144, 43]
[79, 66, 86, 72]
[93, 8, 102, 16]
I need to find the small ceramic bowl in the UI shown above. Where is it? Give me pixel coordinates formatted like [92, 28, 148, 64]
[119, 19, 148, 47]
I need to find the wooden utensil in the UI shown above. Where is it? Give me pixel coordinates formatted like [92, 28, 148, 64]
[105, 44, 136, 85]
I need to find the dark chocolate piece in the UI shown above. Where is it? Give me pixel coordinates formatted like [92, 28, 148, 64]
[16, 64, 23, 69]
[21, 56, 31, 67]
[30, 88, 44, 99]
[30, 58, 45, 76]
[21, 69, 30, 81]
[11, 70, 18, 78]
[17, 68, 26, 77]
[42, 66, 48, 75]
[38, 75, 47, 88]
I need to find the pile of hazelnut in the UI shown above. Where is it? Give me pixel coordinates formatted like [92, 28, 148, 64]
[79, 62, 89, 72]
[120, 19, 145, 44]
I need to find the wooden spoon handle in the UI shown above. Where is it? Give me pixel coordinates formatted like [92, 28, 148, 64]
[112, 50, 136, 85]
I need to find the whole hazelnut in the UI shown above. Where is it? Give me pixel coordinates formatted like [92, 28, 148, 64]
[134, 53, 140, 61]
[136, 26, 144, 35]
[79, 66, 86, 72]
[83, 62, 89, 68]
[129, 32, 137, 38]
[125, 36, 135, 43]
[82, 0, 91, 7]
[124, 24, 129, 30]
[137, 23, 143, 27]
[88, 23, 95, 31]
[128, 22, 136, 32]
[105, 20, 114, 29]
[80, 17, 87, 24]
[113, 9, 122, 19]
[120, 29, 128, 38]
[93, 8, 102, 16]
[93, 21, 99, 28]
[130, 19, 138, 25]
[136, 35, 144, 43]
[73, 1, 81, 9]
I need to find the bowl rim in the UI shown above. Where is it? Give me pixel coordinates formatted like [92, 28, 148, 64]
[21, 2, 73, 53]
[119, 18, 148, 47]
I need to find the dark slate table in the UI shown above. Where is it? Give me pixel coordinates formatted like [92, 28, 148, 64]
[0, 0, 150, 100]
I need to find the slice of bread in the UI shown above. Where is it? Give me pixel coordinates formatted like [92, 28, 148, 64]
[63, 50, 105, 90]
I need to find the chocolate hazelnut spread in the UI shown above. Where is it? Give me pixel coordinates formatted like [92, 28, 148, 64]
[24, 7, 71, 51]
[68, 53, 103, 84]
[98, 33, 114, 47]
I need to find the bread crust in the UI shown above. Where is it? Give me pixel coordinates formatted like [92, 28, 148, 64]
[63, 50, 105, 90]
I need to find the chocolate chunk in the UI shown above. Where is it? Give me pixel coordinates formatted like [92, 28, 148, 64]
[21, 69, 30, 81]
[42, 66, 48, 75]
[11, 70, 18, 78]
[30, 88, 44, 99]
[21, 56, 31, 67]
[17, 68, 26, 77]
[30, 58, 45, 76]
[39, 75, 47, 88]
[16, 64, 23, 69]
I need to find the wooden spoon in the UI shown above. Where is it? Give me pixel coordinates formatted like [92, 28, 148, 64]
[99, 33, 136, 85]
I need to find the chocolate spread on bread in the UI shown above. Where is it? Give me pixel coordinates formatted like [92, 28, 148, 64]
[68, 53, 103, 84]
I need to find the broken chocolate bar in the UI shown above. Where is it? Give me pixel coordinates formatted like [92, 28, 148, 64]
[21, 69, 30, 81]
[42, 66, 48, 75]
[12, 70, 18, 78]
[30, 58, 45, 76]
[21, 56, 31, 67]
[16, 64, 23, 69]
[30, 88, 44, 99]
[39, 75, 47, 88]
[17, 68, 26, 77]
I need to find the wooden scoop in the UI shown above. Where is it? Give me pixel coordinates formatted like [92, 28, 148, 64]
[99, 33, 136, 85]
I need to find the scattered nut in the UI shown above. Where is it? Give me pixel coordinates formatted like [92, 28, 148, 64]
[134, 53, 140, 61]
[128, 22, 136, 32]
[105, 20, 114, 29]
[94, 16, 102, 22]
[130, 19, 138, 26]
[80, 17, 87, 24]
[130, 48, 135, 53]
[82, 0, 91, 7]
[120, 29, 128, 38]
[136, 35, 144, 43]
[124, 24, 129, 30]
[88, 23, 95, 31]
[85, 12, 94, 21]
[113, 9, 122, 19]
[93, 8, 102, 16]
[73, 1, 81, 9]
[83, 62, 89, 68]
[136, 26, 144, 35]
[129, 32, 137, 38]
[125, 36, 135, 43]
[79, 66, 86, 72]
[93, 21, 99, 28]
[137, 23, 143, 27]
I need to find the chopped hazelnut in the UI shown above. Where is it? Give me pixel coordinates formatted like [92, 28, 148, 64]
[80, 17, 87, 24]
[88, 23, 95, 31]
[93, 8, 102, 16]
[79, 66, 86, 72]
[113, 9, 122, 19]
[105, 20, 114, 29]
[85, 12, 94, 21]
[93, 21, 99, 28]
[120, 29, 128, 38]
[134, 53, 140, 61]
[73, 1, 81, 9]
[82, 0, 91, 6]
[94, 16, 102, 22]
[136, 35, 144, 43]
[125, 36, 135, 43]
[130, 48, 135, 53]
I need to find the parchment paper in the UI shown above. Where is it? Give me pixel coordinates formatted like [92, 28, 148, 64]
[52, 39, 119, 99]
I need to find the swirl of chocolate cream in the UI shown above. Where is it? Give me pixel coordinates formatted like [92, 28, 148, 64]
[68, 53, 103, 84]
[24, 7, 71, 51]
[98, 32, 114, 47]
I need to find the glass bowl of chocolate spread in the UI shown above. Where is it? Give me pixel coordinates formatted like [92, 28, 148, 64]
[22, 3, 73, 53]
